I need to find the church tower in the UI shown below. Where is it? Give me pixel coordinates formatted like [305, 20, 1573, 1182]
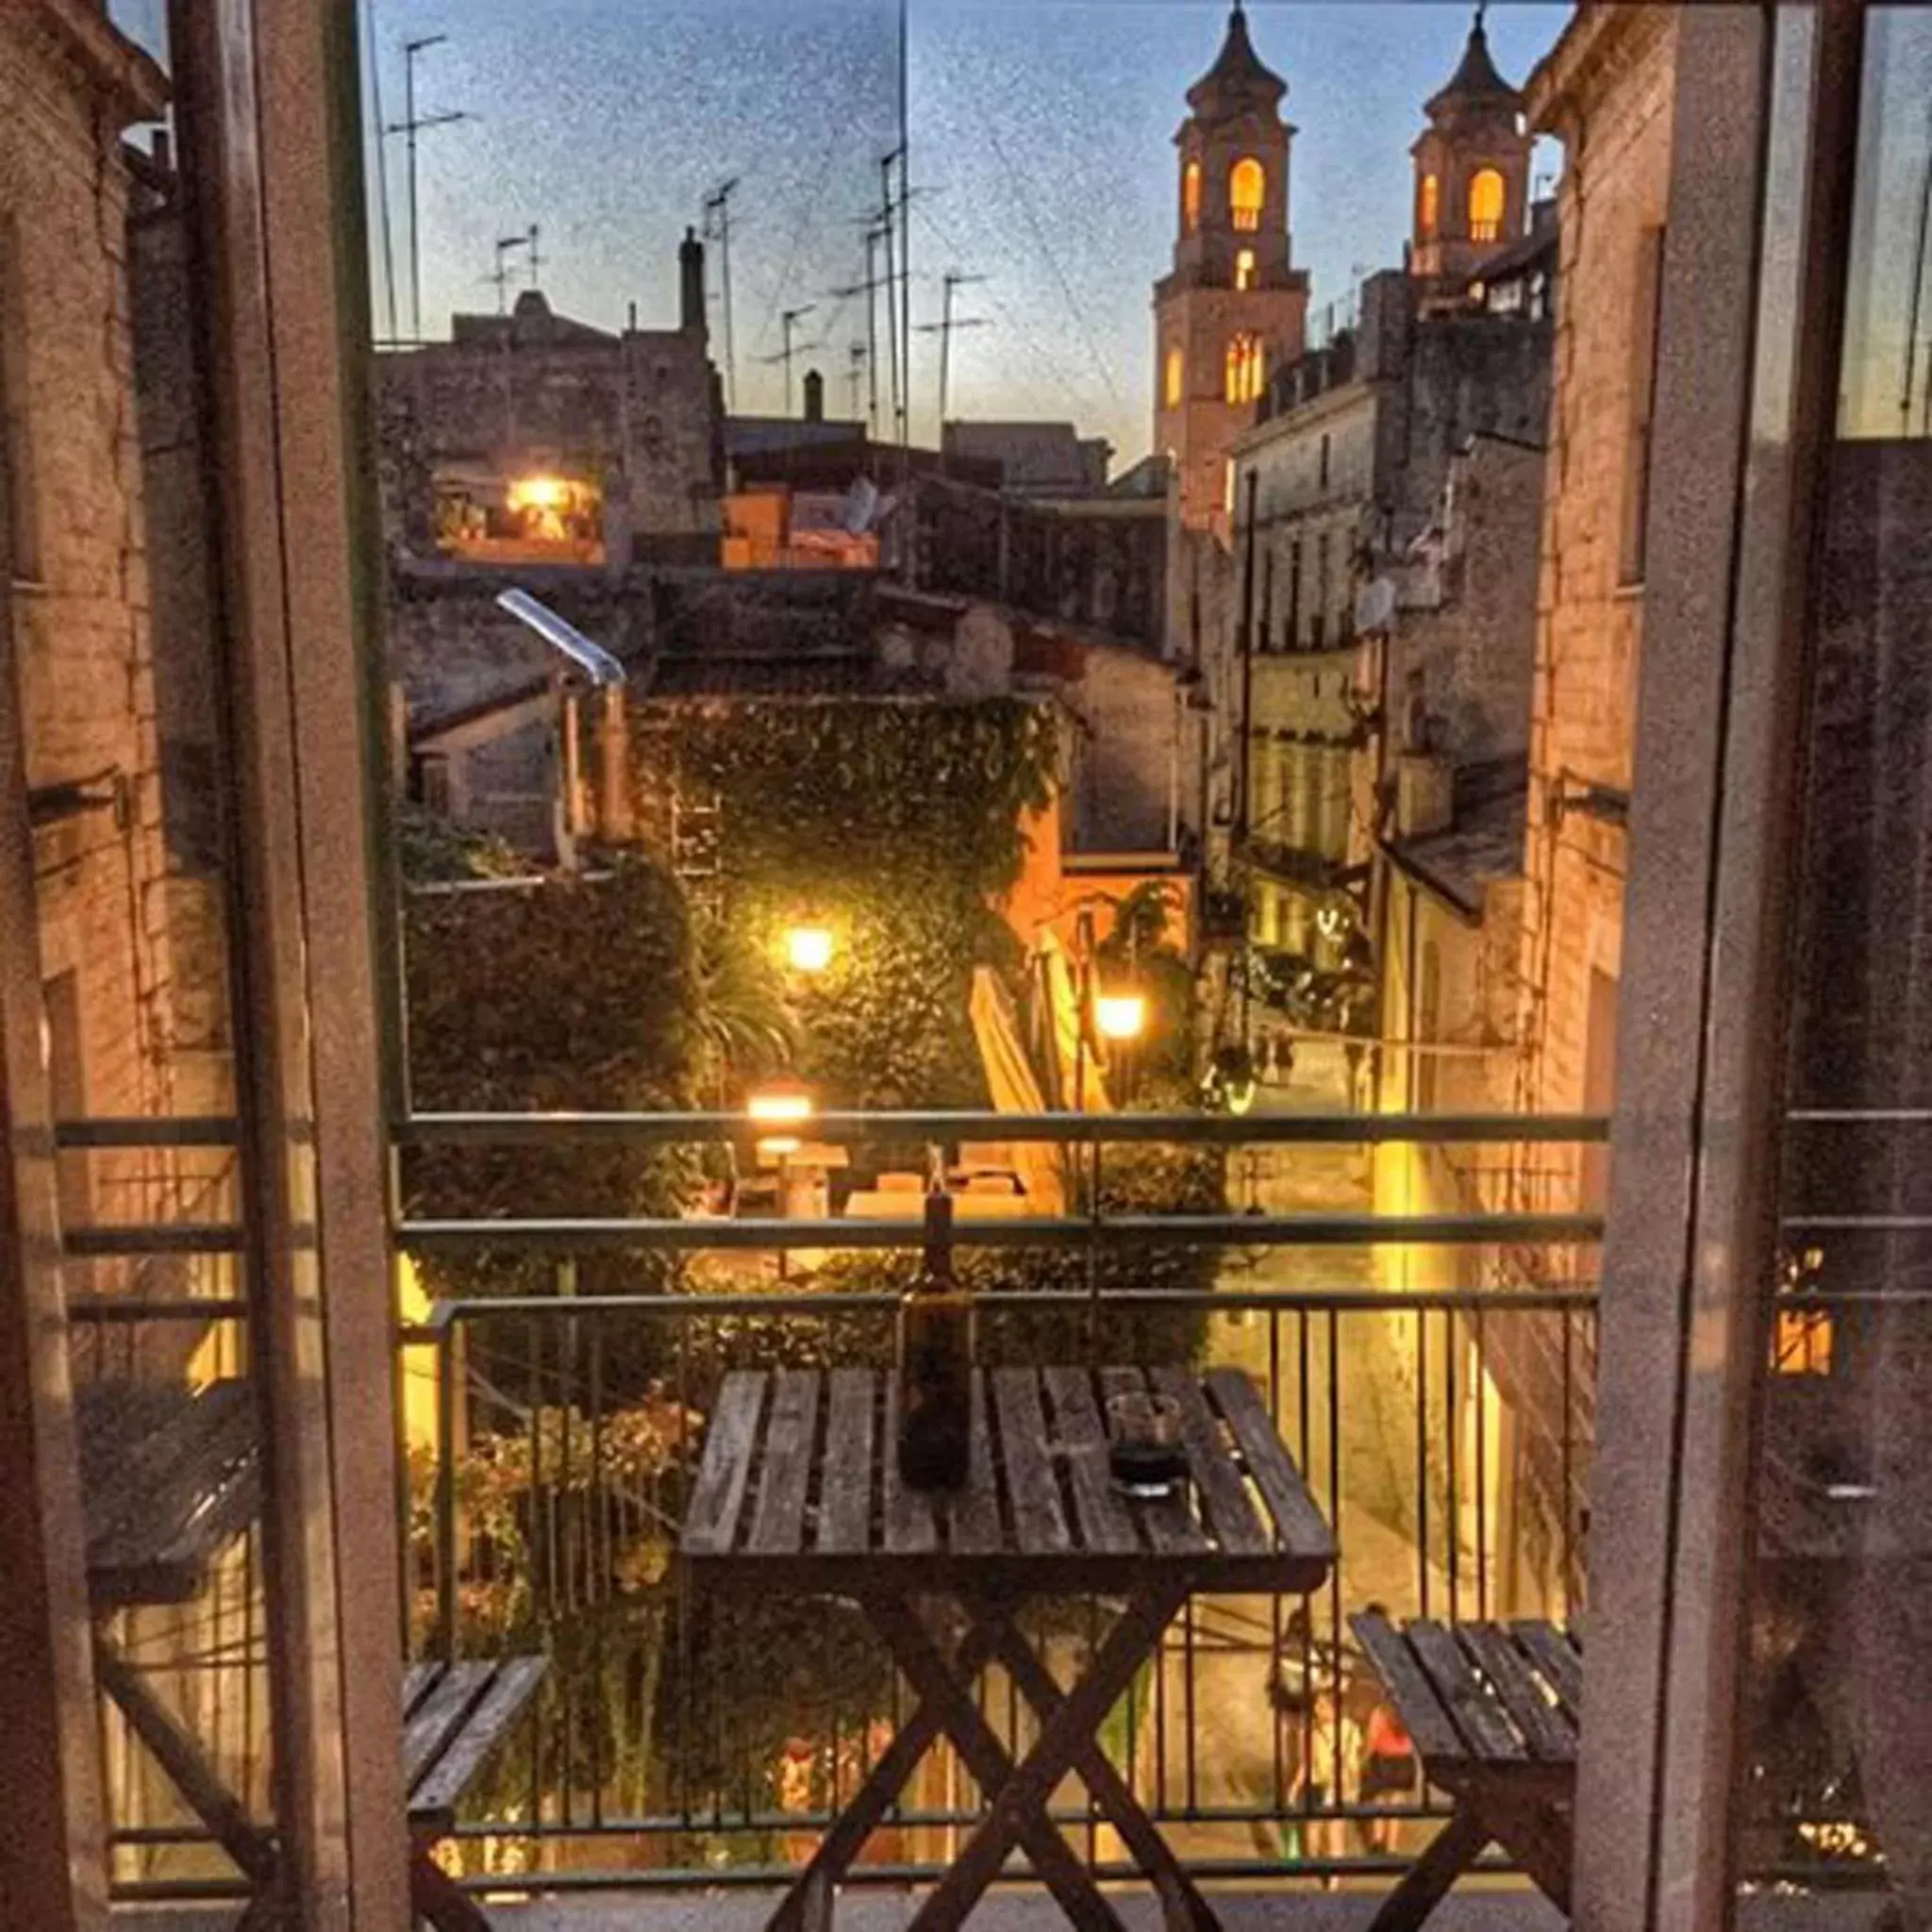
[1153, 1, 1308, 536]
[1409, 8, 1529, 288]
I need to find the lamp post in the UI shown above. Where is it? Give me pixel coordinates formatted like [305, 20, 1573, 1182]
[746, 1081, 815, 1279]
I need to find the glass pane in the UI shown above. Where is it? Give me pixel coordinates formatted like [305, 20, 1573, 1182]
[8, 0, 271, 1893]
[1738, 6, 1932, 1912]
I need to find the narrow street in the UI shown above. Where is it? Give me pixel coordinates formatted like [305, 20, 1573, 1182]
[1141, 1041, 1457, 1867]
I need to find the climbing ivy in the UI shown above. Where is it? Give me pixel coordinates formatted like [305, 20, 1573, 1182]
[637, 697, 1058, 1108]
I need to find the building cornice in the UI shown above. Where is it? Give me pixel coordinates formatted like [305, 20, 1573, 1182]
[25, 0, 168, 125]
[1524, 4, 1669, 139]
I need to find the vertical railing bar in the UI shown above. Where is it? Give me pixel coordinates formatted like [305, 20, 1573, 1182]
[590, 1321, 606, 1829]
[1415, 1306, 1430, 1622]
[1269, 1310, 1285, 1812]
[1326, 1303, 1341, 1850]
[1445, 1306, 1459, 1621]
[1474, 1304, 1489, 1623]
[436, 1319, 458, 1662]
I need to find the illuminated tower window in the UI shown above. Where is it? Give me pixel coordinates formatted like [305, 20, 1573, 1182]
[1183, 159, 1203, 235]
[1419, 173, 1440, 239]
[1469, 167, 1506, 242]
[1164, 345, 1184, 408]
[1224, 331, 1265, 405]
[1235, 247, 1256, 291]
[1229, 157, 1265, 233]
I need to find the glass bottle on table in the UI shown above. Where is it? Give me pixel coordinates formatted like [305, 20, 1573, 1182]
[896, 1190, 974, 1491]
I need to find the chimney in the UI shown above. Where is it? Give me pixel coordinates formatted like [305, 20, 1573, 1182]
[678, 225, 706, 335]
[802, 368, 824, 424]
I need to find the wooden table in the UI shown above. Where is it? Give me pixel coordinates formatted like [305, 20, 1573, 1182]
[681, 1364, 1337, 1931]
[80, 1378, 275, 1920]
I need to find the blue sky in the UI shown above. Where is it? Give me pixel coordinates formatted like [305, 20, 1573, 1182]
[348, 0, 1567, 465]
[113, 0, 1568, 465]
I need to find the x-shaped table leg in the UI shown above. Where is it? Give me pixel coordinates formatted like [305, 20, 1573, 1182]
[867, 1597, 1126, 1932]
[763, 1610, 1009, 1932]
[904, 1582, 1193, 1932]
[975, 1600, 1219, 1930]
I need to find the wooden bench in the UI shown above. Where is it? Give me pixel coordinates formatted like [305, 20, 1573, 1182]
[403, 1657, 549, 1930]
[1351, 1613, 1581, 1929]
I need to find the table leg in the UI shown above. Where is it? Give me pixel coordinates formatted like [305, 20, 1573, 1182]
[1365, 1799, 1491, 1932]
[867, 1597, 1125, 1932]
[762, 1612, 1008, 1932]
[1482, 1790, 1574, 1915]
[93, 1632, 278, 1890]
[907, 1583, 1187, 1932]
[978, 1602, 1220, 1931]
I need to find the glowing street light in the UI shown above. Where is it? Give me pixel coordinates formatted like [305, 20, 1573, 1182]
[1093, 991, 1148, 1043]
[784, 923, 836, 974]
[747, 1082, 813, 1126]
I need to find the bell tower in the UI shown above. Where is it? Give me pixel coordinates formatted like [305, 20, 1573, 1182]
[1153, 1, 1308, 537]
[1410, 8, 1529, 288]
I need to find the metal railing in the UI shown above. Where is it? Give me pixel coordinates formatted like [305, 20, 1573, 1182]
[62, 1107, 1607, 1896]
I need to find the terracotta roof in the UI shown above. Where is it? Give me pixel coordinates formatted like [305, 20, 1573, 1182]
[1187, 2, 1287, 120]
[1426, 10, 1523, 118]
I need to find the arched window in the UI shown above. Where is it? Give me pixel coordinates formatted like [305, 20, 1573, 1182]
[1419, 173, 1440, 239]
[1468, 168, 1506, 242]
[1234, 247, 1256, 292]
[1183, 159, 1202, 235]
[1229, 157, 1265, 233]
[1224, 331, 1265, 405]
[1164, 345, 1184, 409]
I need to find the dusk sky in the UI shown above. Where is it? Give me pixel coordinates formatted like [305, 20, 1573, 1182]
[348, 1, 1567, 465]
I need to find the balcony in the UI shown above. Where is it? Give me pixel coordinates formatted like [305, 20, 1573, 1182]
[66, 1105, 1606, 1919]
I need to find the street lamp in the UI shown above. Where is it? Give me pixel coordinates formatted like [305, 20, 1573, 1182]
[784, 922, 836, 974]
[747, 1081, 814, 1127]
[1093, 991, 1148, 1043]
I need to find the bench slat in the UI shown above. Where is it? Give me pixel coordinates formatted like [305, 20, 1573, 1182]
[402, 1662, 440, 1713]
[682, 1371, 767, 1557]
[1350, 1612, 1466, 1766]
[409, 1657, 549, 1823]
[1408, 1621, 1526, 1763]
[402, 1662, 494, 1791]
[1458, 1624, 1576, 1763]
[1511, 1621, 1584, 1722]
[1206, 1369, 1335, 1560]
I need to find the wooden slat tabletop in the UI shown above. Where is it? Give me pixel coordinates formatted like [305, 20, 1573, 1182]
[680, 1366, 1335, 1596]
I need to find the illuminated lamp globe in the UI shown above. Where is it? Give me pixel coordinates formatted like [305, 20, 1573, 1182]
[747, 1082, 813, 1127]
[785, 924, 836, 974]
[1094, 991, 1148, 1043]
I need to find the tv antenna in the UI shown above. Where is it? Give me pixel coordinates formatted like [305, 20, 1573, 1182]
[758, 303, 819, 417]
[388, 33, 471, 341]
[915, 272, 990, 434]
[703, 177, 741, 409]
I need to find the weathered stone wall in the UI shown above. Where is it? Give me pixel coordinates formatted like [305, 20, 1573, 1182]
[1513, 7, 1675, 1172]
[2, 8, 178, 1255]
[1393, 432, 1545, 762]
[375, 291, 723, 564]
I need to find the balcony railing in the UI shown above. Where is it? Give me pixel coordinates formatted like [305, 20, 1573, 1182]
[60, 1107, 1607, 1903]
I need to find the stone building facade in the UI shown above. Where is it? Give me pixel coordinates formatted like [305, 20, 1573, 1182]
[1152, 2, 1309, 537]
[1220, 263, 1551, 958]
[375, 254, 723, 575]
[1, 4, 180, 1259]
[1510, 5, 1675, 1223]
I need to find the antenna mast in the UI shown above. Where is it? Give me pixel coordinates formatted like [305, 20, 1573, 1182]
[703, 177, 741, 410]
[390, 33, 470, 341]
